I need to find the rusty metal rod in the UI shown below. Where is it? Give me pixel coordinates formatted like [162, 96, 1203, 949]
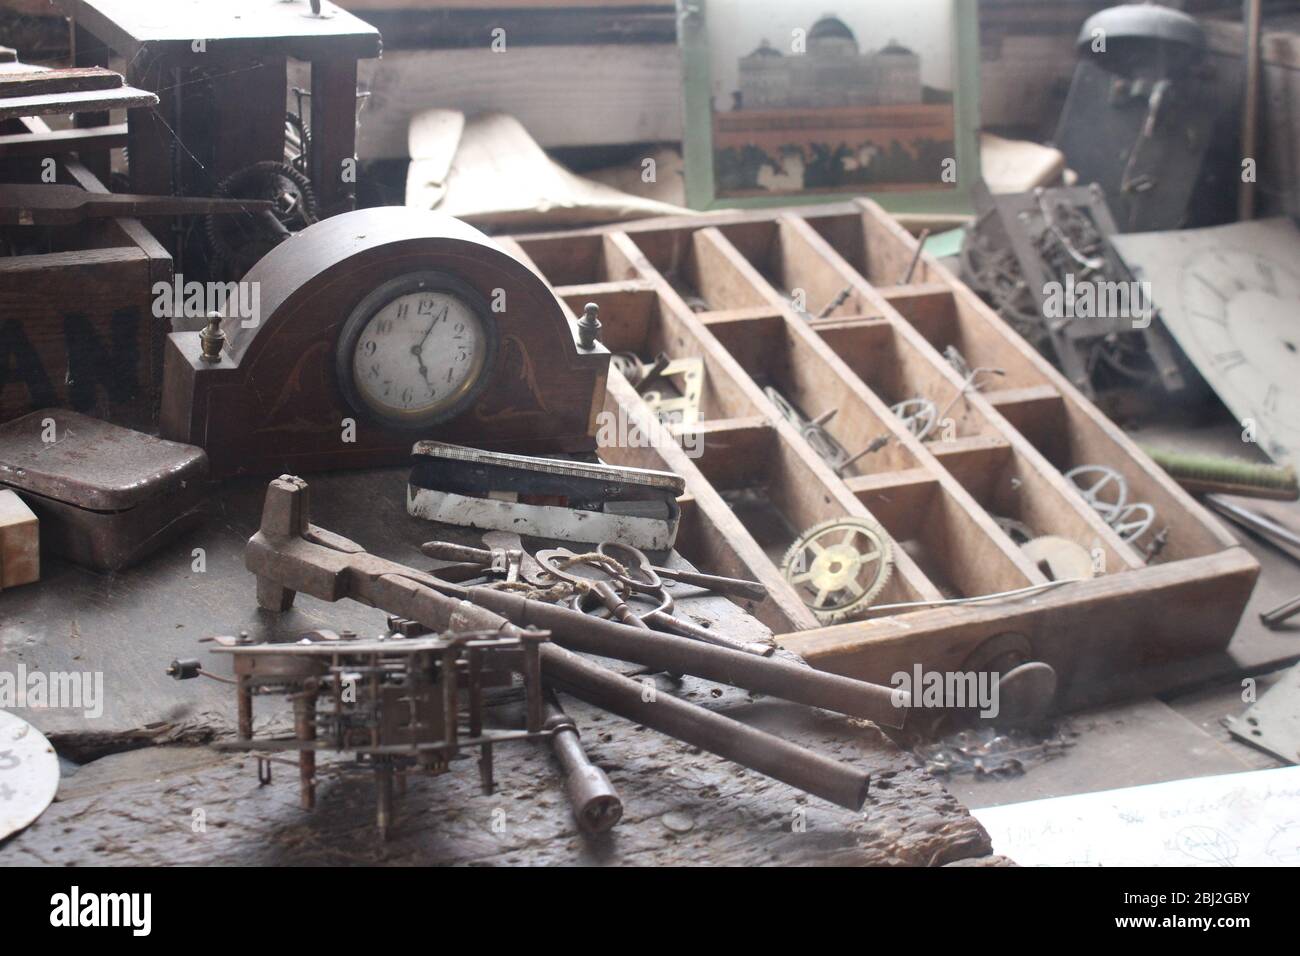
[643, 565, 767, 602]
[421, 541, 497, 564]
[643, 609, 774, 657]
[1260, 592, 1300, 629]
[245, 480, 905, 727]
[468, 587, 906, 728]
[348, 576, 874, 811]
[541, 642, 871, 811]
[543, 693, 623, 833]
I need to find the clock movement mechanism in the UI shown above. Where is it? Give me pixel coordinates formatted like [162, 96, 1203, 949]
[160, 208, 609, 478]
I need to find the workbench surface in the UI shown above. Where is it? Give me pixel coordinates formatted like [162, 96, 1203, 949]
[3, 411, 1296, 865]
[0, 467, 991, 866]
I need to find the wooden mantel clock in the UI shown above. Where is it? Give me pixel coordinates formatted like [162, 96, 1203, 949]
[160, 208, 609, 478]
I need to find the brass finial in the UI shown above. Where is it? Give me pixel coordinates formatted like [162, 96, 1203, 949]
[577, 302, 602, 350]
[200, 312, 226, 363]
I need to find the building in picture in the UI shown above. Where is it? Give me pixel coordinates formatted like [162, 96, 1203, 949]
[736, 14, 923, 110]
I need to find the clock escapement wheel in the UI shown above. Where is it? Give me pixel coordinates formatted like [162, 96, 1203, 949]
[1064, 464, 1128, 524]
[890, 397, 939, 441]
[781, 518, 893, 624]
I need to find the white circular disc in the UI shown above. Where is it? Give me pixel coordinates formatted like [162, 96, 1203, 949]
[0, 710, 59, 840]
[1021, 536, 1096, 582]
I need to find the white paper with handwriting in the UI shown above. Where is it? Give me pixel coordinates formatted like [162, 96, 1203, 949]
[972, 766, 1300, 867]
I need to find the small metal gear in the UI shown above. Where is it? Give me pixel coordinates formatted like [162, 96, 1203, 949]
[205, 160, 318, 280]
[1065, 464, 1129, 524]
[781, 517, 893, 624]
[890, 397, 939, 441]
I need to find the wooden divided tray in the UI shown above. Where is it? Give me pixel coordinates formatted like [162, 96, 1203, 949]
[501, 199, 1259, 710]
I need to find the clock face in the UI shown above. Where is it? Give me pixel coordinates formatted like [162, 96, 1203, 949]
[337, 273, 496, 429]
[1178, 250, 1300, 459]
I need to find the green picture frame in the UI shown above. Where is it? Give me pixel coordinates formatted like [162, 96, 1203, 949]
[679, 0, 982, 214]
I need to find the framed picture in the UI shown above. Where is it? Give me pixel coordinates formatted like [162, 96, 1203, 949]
[679, 0, 981, 212]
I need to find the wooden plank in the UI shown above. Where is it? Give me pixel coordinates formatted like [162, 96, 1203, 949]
[0, 67, 122, 98]
[0, 489, 39, 590]
[0, 122, 128, 158]
[783, 549, 1260, 712]
[696, 305, 783, 327]
[0, 85, 158, 121]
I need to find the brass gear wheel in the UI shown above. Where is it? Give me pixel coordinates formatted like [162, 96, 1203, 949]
[781, 517, 893, 624]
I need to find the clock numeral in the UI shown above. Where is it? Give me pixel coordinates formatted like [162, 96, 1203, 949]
[377, 319, 394, 335]
[396, 302, 410, 319]
[1264, 384, 1280, 414]
[362, 340, 377, 356]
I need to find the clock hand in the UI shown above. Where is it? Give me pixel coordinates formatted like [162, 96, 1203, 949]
[410, 304, 448, 386]
[417, 304, 449, 352]
[408, 343, 433, 386]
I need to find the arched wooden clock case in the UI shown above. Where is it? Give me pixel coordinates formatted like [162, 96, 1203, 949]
[160, 208, 608, 478]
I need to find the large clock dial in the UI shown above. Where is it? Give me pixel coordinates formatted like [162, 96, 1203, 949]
[1178, 250, 1300, 459]
[336, 272, 497, 429]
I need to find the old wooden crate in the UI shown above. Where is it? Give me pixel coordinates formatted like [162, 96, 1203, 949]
[502, 199, 1258, 710]
[0, 120, 171, 429]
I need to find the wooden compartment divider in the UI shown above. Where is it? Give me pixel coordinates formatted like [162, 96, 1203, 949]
[504, 200, 1259, 710]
